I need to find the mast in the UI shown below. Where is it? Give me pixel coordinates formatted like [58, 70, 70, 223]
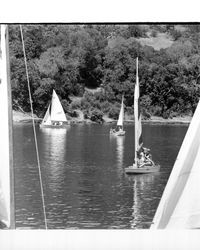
[134, 57, 143, 168]
[134, 58, 139, 168]
[0, 25, 15, 229]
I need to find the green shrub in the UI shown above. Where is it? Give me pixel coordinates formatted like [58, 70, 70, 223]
[90, 109, 104, 123]
[100, 101, 111, 113]
[83, 91, 95, 102]
[70, 110, 79, 117]
[93, 99, 101, 109]
[83, 111, 89, 119]
[108, 105, 120, 119]
[61, 99, 70, 113]
[150, 105, 162, 116]
[81, 98, 91, 110]
[151, 30, 157, 37]
[169, 29, 182, 41]
[142, 109, 151, 119]
[93, 91, 106, 102]
[169, 111, 179, 118]
[70, 99, 82, 110]
[140, 95, 152, 109]
[162, 110, 172, 119]
[126, 106, 134, 116]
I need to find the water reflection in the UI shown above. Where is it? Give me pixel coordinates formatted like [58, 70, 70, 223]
[110, 135, 125, 174]
[116, 136, 124, 166]
[40, 128, 67, 192]
[130, 174, 157, 229]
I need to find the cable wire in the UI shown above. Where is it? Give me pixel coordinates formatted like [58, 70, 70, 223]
[20, 25, 48, 229]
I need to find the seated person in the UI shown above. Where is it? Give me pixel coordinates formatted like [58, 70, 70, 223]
[137, 150, 145, 167]
[143, 147, 154, 165]
[118, 126, 122, 132]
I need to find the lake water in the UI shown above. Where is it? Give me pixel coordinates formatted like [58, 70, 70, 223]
[13, 123, 188, 229]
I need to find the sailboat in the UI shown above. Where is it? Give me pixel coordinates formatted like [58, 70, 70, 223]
[40, 89, 69, 128]
[151, 99, 200, 229]
[125, 58, 160, 174]
[110, 95, 125, 136]
[0, 25, 15, 229]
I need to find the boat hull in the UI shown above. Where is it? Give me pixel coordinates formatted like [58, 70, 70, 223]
[125, 163, 160, 174]
[39, 123, 70, 129]
[110, 130, 125, 136]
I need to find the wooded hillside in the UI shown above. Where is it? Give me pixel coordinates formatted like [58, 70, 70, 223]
[9, 24, 200, 121]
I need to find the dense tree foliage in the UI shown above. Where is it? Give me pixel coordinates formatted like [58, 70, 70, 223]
[8, 24, 200, 121]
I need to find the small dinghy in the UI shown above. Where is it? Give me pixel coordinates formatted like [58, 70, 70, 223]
[125, 58, 159, 175]
[110, 95, 125, 136]
[40, 89, 70, 128]
[125, 162, 160, 174]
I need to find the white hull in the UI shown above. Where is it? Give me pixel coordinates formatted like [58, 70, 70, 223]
[40, 122, 70, 129]
[110, 130, 125, 136]
[125, 163, 160, 174]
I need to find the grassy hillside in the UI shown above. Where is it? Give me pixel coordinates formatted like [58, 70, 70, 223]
[137, 32, 174, 50]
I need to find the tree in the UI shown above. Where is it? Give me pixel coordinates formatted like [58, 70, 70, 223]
[8, 24, 200, 120]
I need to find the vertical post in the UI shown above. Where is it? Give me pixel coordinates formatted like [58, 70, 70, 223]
[5, 25, 15, 229]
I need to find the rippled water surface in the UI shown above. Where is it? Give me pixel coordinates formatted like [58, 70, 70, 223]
[13, 123, 188, 229]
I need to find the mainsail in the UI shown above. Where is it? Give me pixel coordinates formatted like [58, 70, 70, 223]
[117, 95, 124, 127]
[134, 58, 143, 167]
[41, 90, 67, 125]
[0, 25, 15, 228]
[48, 90, 67, 122]
[151, 100, 200, 229]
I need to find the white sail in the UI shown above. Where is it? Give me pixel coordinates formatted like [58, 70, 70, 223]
[0, 25, 14, 228]
[117, 95, 124, 127]
[50, 90, 67, 122]
[42, 104, 51, 125]
[134, 58, 142, 167]
[151, 100, 200, 229]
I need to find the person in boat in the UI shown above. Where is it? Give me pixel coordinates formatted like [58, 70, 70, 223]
[137, 148, 146, 167]
[143, 147, 150, 157]
[143, 147, 154, 165]
[137, 147, 153, 167]
[110, 128, 116, 133]
[140, 151, 145, 165]
[118, 126, 123, 132]
[110, 126, 123, 134]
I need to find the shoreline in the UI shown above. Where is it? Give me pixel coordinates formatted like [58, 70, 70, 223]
[13, 110, 191, 125]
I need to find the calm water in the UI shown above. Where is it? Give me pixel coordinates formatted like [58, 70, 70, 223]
[13, 123, 188, 229]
